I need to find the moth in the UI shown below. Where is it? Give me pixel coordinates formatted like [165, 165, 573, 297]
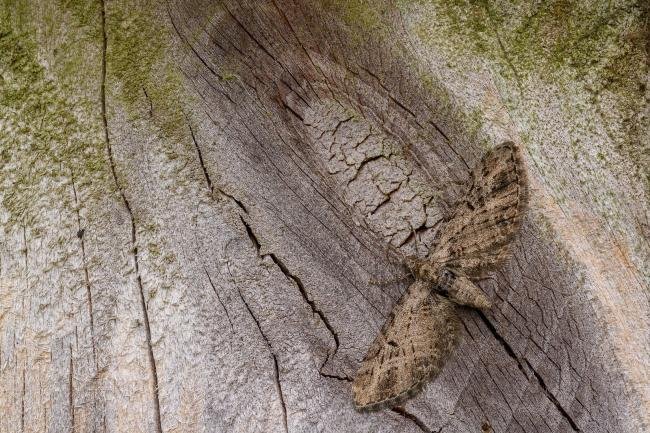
[352, 141, 528, 411]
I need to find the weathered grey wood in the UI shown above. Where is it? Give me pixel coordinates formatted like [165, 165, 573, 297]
[0, 1, 648, 432]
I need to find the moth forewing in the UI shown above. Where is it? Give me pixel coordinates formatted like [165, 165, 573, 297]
[352, 281, 460, 411]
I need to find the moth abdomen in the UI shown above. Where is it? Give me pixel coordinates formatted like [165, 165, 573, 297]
[436, 268, 491, 310]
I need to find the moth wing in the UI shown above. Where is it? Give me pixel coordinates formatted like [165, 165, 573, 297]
[430, 142, 528, 277]
[352, 280, 460, 411]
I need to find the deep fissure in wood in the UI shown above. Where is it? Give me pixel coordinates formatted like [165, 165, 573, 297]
[99, 2, 163, 432]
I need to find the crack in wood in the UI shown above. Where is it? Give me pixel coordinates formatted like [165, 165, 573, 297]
[345, 153, 387, 187]
[328, 115, 354, 140]
[21, 367, 25, 433]
[268, 252, 341, 354]
[187, 120, 213, 194]
[237, 288, 288, 433]
[221, 2, 311, 102]
[22, 224, 28, 297]
[318, 366, 353, 382]
[219, 188, 248, 214]
[525, 360, 581, 432]
[268, 0, 340, 100]
[357, 64, 425, 129]
[279, 95, 305, 121]
[272, 354, 289, 433]
[69, 344, 75, 433]
[477, 311, 529, 378]
[203, 266, 234, 333]
[391, 406, 433, 433]
[478, 312, 581, 431]
[279, 76, 312, 110]
[142, 86, 153, 117]
[166, 3, 226, 84]
[427, 120, 450, 143]
[70, 170, 97, 367]
[99, 2, 163, 432]
[431, 123, 470, 170]
[239, 216, 341, 365]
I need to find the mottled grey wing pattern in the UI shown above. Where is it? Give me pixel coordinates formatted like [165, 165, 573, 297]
[429, 142, 528, 277]
[352, 280, 460, 411]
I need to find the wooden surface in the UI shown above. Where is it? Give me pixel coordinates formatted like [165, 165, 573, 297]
[0, 1, 648, 432]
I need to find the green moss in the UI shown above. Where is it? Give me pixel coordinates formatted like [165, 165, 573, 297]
[141, 221, 160, 234]
[162, 252, 176, 265]
[318, 0, 392, 45]
[321, 0, 386, 33]
[407, 0, 642, 83]
[420, 1, 644, 168]
[58, 0, 101, 30]
[106, 0, 187, 142]
[0, 0, 30, 31]
[0, 16, 110, 229]
[147, 243, 161, 258]
[219, 71, 238, 81]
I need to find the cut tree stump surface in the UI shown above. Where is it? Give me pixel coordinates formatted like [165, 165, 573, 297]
[0, 1, 648, 433]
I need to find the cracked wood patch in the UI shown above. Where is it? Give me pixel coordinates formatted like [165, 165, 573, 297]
[305, 101, 444, 253]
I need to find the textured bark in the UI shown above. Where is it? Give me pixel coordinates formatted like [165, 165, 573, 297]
[0, 1, 648, 433]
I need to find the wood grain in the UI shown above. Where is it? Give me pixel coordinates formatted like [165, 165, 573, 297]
[0, 1, 647, 432]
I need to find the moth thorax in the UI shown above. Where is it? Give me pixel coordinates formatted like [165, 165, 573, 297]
[404, 256, 440, 282]
[418, 263, 439, 281]
[437, 269, 491, 310]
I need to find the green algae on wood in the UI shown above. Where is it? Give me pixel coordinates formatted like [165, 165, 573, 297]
[0, 23, 109, 229]
[406, 0, 648, 190]
[320, 0, 387, 35]
[105, 0, 188, 142]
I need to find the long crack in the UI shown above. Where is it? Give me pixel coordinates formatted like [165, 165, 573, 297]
[21, 367, 25, 433]
[237, 288, 288, 433]
[477, 311, 528, 377]
[69, 345, 75, 433]
[187, 120, 213, 194]
[478, 312, 580, 432]
[70, 170, 97, 367]
[525, 360, 581, 432]
[239, 216, 341, 366]
[99, 2, 162, 432]
[203, 267, 234, 332]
